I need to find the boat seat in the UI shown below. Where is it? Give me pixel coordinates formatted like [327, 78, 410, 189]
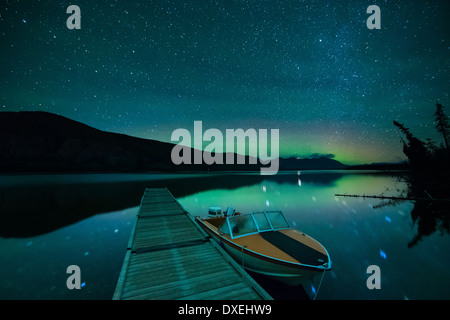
[224, 207, 235, 216]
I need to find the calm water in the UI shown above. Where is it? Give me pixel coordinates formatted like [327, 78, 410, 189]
[0, 171, 448, 300]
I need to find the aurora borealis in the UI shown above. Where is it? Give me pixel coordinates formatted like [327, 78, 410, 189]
[1, 0, 449, 165]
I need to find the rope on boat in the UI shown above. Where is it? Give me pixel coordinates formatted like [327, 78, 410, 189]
[313, 264, 328, 300]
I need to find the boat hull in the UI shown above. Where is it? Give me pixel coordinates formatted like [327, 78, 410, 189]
[218, 235, 326, 286]
[197, 218, 329, 286]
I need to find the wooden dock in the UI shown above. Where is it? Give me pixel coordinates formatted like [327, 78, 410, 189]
[113, 188, 272, 300]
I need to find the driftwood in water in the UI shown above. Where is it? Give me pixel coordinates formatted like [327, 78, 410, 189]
[334, 194, 450, 203]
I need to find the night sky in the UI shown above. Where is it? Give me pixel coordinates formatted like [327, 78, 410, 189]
[1, 1, 449, 165]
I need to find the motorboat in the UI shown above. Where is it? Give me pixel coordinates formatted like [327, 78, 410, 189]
[195, 208, 332, 286]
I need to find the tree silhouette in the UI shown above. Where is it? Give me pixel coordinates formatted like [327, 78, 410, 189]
[392, 120, 429, 172]
[392, 103, 450, 246]
[434, 102, 449, 151]
[338, 103, 450, 248]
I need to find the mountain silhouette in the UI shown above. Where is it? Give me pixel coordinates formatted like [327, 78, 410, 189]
[278, 156, 347, 170]
[0, 111, 179, 172]
[0, 111, 348, 173]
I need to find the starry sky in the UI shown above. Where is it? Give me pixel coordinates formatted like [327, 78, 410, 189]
[1, 0, 449, 165]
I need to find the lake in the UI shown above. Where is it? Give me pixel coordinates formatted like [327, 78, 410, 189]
[0, 171, 448, 300]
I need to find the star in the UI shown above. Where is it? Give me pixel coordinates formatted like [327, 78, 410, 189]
[0, 0, 449, 165]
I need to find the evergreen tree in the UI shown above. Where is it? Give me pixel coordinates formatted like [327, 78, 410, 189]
[434, 103, 449, 151]
[393, 121, 429, 170]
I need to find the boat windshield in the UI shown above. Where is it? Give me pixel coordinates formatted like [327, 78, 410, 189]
[264, 211, 290, 229]
[218, 211, 291, 239]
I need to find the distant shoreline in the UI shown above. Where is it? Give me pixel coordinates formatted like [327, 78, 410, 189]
[0, 168, 408, 177]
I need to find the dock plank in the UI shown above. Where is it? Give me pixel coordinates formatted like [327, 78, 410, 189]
[113, 187, 271, 300]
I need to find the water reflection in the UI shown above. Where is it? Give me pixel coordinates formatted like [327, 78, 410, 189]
[0, 172, 347, 238]
[0, 171, 449, 300]
[177, 172, 450, 300]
